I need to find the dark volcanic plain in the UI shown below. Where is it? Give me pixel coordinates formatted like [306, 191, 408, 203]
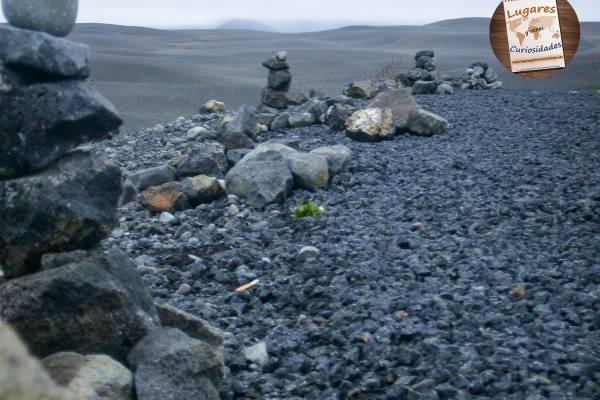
[96, 89, 600, 399]
[69, 18, 600, 132]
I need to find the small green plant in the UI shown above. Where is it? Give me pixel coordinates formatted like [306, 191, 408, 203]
[292, 199, 324, 219]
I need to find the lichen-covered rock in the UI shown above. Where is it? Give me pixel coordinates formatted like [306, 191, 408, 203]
[0, 249, 160, 362]
[0, 151, 122, 278]
[127, 328, 224, 400]
[139, 182, 189, 212]
[199, 99, 226, 114]
[0, 321, 75, 400]
[346, 108, 395, 141]
[0, 25, 89, 78]
[43, 352, 134, 400]
[406, 109, 449, 136]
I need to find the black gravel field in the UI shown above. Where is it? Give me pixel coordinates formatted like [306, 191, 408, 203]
[96, 89, 600, 400]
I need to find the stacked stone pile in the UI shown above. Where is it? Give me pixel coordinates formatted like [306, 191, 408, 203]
[0, 2, 224, 399]
[456, 62, 503, 90]
[261, 51, 291, 109]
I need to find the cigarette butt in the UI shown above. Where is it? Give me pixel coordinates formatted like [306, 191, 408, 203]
[235, 279, 260, 293]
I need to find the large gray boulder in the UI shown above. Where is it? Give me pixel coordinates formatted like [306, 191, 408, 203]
[370, 88, 419, 131]
[288, 153, 330, 191]
[127, 328, 224, 400]
[2, 0, 78, 37]
[310, 145, 352, 176]
[0, 151, 122, 278]
[0, 78, 122, 179]
[406, 109, 449, 136]
[0, 321, 75, 400]
[270, 112, 289, 131]
[43, 352, 134, 400]
[346, 108, 395, 141]
[0, 249, 160, 362]
[237, 141, 298, 165]
[288, 112, 315, 127]
[0, 25, 89, 78]
[176, 142, 228, 178]
[216, 106, 257, 150]
[226, 160, 294, 208]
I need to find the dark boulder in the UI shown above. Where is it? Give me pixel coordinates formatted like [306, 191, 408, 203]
[176, 142, 228, 178]
[268, 68, 292, 91]
[226, 160, 294, 208]
[0, 249, 160, 362]
[0, 151, 122, 278]
[261, 87, 289, 109]
[128, 164, 176, 192]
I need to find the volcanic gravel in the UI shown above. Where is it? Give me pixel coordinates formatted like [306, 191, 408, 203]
[96, 89, 600, 399]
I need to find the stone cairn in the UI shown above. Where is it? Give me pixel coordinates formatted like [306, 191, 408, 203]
[261, 50, 291, 109]
[396, 50, 451, 95]
[457, 62, 502, 90]
[0, 1, 224, 399]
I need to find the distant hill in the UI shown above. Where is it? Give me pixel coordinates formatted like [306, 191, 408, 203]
[216, 19, 277, 32]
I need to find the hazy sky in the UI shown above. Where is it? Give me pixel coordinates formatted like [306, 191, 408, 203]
[1, 0, 598, 29]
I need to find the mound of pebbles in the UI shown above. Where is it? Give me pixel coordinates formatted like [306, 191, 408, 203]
[95, 89, 600, 400]
[0, 18, 223, 400]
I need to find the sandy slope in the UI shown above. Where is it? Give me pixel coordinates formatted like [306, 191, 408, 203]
[68, 18, 600, 132]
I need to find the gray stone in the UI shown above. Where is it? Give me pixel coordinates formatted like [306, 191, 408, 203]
[288, 92, 309, 105]
[0, 249, 160, 362]
[406, 109, 449, 136]
[244, 342, 269, 368]
[472, 65, 485, 77]
[298, 246, 320, 261]
[226, 160, 294, 208]
[2, 0, 78, 37]
[262, 87, 289, 109]
[216, 106, 257, 149]
[288, 153, 330, 191]
[346, 108, 395, 141]
[0, 151, 122, 278]
[43, 352, 134, 400]
[138, 182, 189, 213]
[156, 304, 224, 348]
[185, 126, 209, 140]
[297, 99, 329, 122]
[270, 112, 290, 131]
[275, 51, 287, 61]
[412, 80, 438, 95]
[256, 112, 275, 128]
[310, 145, 352, 176]
[199, 100, 225, 114]
[268, 68, 292, 91]
[435, 83, 454, 95]
[181, 175, 225, 206]
[0, 78, 122, 180]
[158, 212, 176, 224]
[128, 164, 176, 192]
[0, 321, 75, 400]
[370, 88, 419, 130]
[325, 104, 352, 131]
[288, 112, 315, 127]
[176, 142, 227, 178]
[226, 148, 252, 166]
[262, 57, 289, 71]
[344, 80, 377, 99]
[484, 68, 498, 83]
[127, 328, 223, 400]
[414, 50, 434, 60]
[238, 141, 298, 165]
[0, 25, 89, 78]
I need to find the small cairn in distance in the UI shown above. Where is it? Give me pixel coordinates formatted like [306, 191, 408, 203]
[261, 50, 291, 109]
[455, 62, 502, 90]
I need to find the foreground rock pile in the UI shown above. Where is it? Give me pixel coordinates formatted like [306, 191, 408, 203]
[0, 12, 224, 400]
[455, 62, 503, 90]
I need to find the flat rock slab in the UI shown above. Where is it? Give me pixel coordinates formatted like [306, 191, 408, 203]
[0, 79, 122, 179]
[0, 249, 159, 362]
[0, 151, 122, 278]
[0, 25, 89, 79]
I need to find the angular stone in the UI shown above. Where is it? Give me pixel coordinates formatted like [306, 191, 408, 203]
[0, 249, 160, 362]
[270, 112, 289, 131]
[288, 92, 309, 105]
[216, 106, 257, 149]
[156, 304, 224, 347]
[199, 100, 226, 114]
[2, 0, 78, 37]
[226, 148, 251, 167]
[262, 57, 289, 70]
[0, 79, 122, 179]
[288, 153, 330, 191]
[176, 142, 227, 178]
[310, 145, 352, 176]
[297, 98, 328, 122]
[139, 182, 189, 213]
[238, 141, 298, 165]
[0, 151, 122, 278]
[181, 175, 225, 206]
[127, 328, 223, 400]
[262, 87, 289, 109]
[268, 68, 292, 91]
[435, 82, 454, 95]
[226, 160, 294, 208]
[412, 80, 438, 95]
[288, 112, 315, 127]
[0, 321, 75, 400]
[415, 50, 434, 60]
[344, 80, 377, 99]
[325, 104, 352, 131]
[406, 109, 449, 136]
[346, 108, 395, 141]
[43, 352, 134, 400]
[128, 164, 176, 192]
[370, 88, 419, 130]
[0, 26, 89, 78]
[484, 68, 498, 83]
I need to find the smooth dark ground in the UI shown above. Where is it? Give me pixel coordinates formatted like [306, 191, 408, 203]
[69, 18, 600, 132]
